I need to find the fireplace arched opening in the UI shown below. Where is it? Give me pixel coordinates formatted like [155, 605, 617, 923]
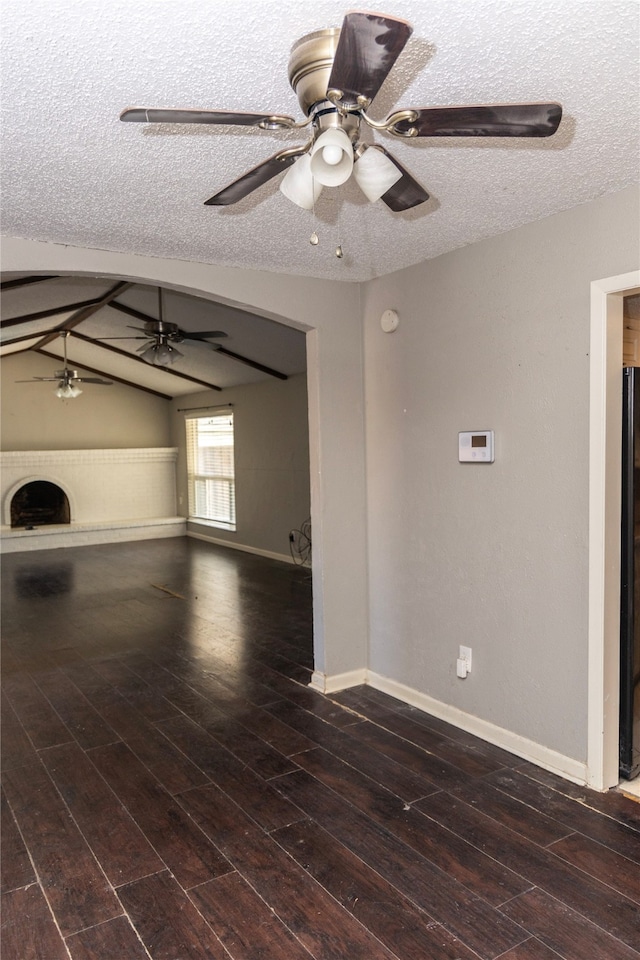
[10, 481, 71, 529]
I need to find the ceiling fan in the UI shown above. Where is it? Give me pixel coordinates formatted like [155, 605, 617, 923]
[98, 288, 228, 366]
[16, 332, 113, 398]
[121, 9, 563, 212]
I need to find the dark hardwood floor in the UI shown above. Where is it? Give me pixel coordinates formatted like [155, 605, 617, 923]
[2, 537, 640, 959]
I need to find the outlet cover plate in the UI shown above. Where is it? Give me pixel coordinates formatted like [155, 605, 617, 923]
[459, 645, 472, 671]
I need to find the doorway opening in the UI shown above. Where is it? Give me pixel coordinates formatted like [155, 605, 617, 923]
[588, 270, 640, 791]
[619, 296, 640, 794]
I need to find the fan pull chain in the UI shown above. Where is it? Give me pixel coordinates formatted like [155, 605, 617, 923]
[307, 189, 343, 259]
[309, 189, 319, 246]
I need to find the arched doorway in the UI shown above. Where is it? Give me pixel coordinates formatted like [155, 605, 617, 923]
[0, 239, 370, 694]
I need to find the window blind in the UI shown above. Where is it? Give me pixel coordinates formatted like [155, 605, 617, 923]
[185, 412, 236, 526]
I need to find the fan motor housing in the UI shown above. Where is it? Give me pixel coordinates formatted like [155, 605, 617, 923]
[144, 320, 183, 342]
[288, 27, 340, 115]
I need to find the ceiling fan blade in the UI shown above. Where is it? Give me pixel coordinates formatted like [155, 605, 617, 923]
[77, 377, 113, 385]
[205, 146, 308, 206]
[391, 102, 563, 138]
[16, 377, 59, 382]
[95, 336, 149, 340]
[327, 12, 412, 108]
[372, 147, 430, 212]
[181, 330, 228, 341]
[120, 107, 297, 129]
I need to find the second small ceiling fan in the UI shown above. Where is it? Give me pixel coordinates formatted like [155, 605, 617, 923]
[120, 9, 563, 212]
[16, 332, 113, 398]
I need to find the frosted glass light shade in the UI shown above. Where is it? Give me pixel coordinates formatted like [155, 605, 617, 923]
[55, 383, 82, 399]
[140, 342, 183, 366]
[353, 146, 403, 202]
[309, 128, 353, 186]
[280, 154, 323, 210]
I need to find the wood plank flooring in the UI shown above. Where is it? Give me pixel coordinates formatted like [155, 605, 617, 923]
[2, 537, 639, 959]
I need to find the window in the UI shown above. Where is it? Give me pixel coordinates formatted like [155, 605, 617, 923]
[185, 411, 236, 529]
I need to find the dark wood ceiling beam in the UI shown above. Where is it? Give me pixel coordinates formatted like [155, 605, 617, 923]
[213, 344, 287, 380]
[1, 328, 61, 348]
[0, 275, 59, 291]
[70, 331, 223, 391]
[35, 281, 134, 348]
[108, 300, 157, 325]
[35, 348, 172, 401]
[1, 298, 103, 329]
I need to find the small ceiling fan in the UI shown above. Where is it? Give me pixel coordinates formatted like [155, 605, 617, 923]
[98, 288, 228, 366]
[16, 332, 113, 398]
[121, 9, 563, 212]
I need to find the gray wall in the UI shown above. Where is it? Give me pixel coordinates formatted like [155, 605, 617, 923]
[1, 350, 171, 450]
[171, 374, 310, 560]
[362, 185, 640, 762]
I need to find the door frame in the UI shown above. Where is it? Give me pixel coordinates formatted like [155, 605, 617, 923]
[588, 270, 640, 789]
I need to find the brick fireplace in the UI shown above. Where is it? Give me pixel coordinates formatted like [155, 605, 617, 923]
[1, 448, 186, 552]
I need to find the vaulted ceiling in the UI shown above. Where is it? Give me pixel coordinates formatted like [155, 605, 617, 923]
[0, 276, 307, 398]
[1, 1, 638, 394]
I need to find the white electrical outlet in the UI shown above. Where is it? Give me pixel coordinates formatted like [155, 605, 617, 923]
[457, 645, 472, 678]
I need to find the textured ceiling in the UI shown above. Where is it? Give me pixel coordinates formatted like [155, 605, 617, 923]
[1, 0, 638, 283]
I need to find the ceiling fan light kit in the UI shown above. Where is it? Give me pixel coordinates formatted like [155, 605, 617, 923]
[279, 153, 323, 209]
[138, 340, 183, 366]
[309, 127, 354, 186]
[55, 382, 82, 399]
[121, 10, 562, 215]
[352, 145, 403, 202]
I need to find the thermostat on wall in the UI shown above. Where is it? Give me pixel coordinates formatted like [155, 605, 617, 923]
[459, 430, 494, 462]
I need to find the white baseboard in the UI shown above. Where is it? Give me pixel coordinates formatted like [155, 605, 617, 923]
[187, 530, 293, 565]
[310, 669, 368, 694]
[308, 667, 588, 786]
[366, 671, 588, 785]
